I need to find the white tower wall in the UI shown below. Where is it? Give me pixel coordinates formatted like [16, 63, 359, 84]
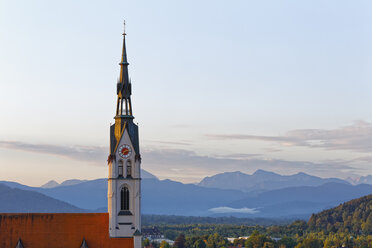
[108, 129, 141, 239]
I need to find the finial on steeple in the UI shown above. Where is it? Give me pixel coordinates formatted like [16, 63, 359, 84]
[123, 20, 126, 35]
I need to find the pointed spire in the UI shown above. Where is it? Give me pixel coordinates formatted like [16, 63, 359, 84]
[119, 21, 130, 90]
[15, 239, 24, 248]
[115, 21, 133, 118]
[120, 21, 129, 66]
[80, 238, 88, 248]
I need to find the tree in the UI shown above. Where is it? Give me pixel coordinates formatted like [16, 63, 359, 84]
[362, 213, 372, 235]
[174, 234, 186, 248]
[151, 240, 160, 248]
[233, 238, 245, 247]
[263, 242, 275, 248]
[160, 240, 171, 248]
[245, 231, 268, 248]
[277, 236, 296, 248]
[295, 236, 322, 248]
[143, 238, 150, 248]
[194, 239, 206, 248]
[165, 230, 179, 240]
[206, 233, 228, 248]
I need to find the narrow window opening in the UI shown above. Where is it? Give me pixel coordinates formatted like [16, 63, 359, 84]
[126, 160, 132, 177]
[118, 160, 123, 177]
[120, 187, 129, 210]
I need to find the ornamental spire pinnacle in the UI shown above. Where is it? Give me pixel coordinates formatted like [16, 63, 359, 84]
[116, 21, 133, 118]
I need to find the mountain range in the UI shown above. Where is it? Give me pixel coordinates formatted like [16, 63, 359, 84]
[227, 182, 372, 218]
[0, 184, 84, 213]
[41, 179, 88, 188]
[0, 169, 372, 219]
[347, 175, 372, 185]
[198, 170, 349, 193]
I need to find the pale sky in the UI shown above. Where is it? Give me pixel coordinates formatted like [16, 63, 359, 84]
[1, 0, 372, 186]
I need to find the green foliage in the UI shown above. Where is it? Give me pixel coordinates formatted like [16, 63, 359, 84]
[142, 194, 372, 248]
[142, 215, 291, 226]
[193, 239, 206, 248]
[148, 223, 267, 238]
[206, 233, 228, 248]
[152, 240, 160, 248]
[165, 230, 179, 240]
[295, 235, 322, 248]
[174, 234, 186, 248]
[160, 240, 171, 248]
[245, 231, 272, 248]
[277, 236, 296, 248]
[143, 238, 150, 247]
[308, 194, 372, 235]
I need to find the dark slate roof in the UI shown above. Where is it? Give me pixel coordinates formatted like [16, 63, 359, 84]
[142, 227, 162, 236]
[126, 120, 140, 155]
[133, 229, 142, 236]
[15, 239, 23, 248]
[110, 119, 140, 156]
[80, 238, 88, 248]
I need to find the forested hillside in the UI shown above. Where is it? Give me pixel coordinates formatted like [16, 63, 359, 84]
[144, 194, 372, 248]
[308, 194, 372, 235]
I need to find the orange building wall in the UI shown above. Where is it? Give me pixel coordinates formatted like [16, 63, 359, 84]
[0, 213, 134, 248]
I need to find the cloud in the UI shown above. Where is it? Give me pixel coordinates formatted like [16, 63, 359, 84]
[0, 141, 107, 164]
[207, 121, 372, 153]
[351, 156, 372, 163]
[216, 153, 262, 159]
[264, 148, 283, 153]
[208, 207, 259, 214]
[0, 141, 361, 181]
[169, 124, 193, 129]
[144, 140, 191, 146]
[142, 148, 356, 181]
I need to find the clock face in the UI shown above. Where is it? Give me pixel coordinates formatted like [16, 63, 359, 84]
[118, 144, 132, 158]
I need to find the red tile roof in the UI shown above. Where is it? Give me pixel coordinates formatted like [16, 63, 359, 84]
[0, 213, 133, 248]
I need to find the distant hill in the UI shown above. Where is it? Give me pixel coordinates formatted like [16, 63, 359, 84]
[308, 194, 372, 235]
[0, 179, 107, 210]
[0, 183, 84, 213]
[347, 175, 372, 185]
[41, 179, 88, 188]
[198, 170, 349, 193]
[1, 172, 372, 219]
[142, 179, 247, 216]
[41, 180, 59, 188]
[141, 169, 159, 180]
[0, 178, 247, 214]
[39, 169, 156, 189]
[228, 183, 372, 218]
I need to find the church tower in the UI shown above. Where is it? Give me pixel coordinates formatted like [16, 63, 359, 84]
[108, 25, 142, 248]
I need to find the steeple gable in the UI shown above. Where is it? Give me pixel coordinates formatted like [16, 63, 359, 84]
[80, 238, 88, 248]
[15, 239, 24, 248]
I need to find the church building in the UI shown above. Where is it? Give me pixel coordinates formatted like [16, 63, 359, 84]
[0, 27, 142, 248]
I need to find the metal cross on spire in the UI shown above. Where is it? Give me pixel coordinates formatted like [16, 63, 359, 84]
[123, 20, 126, 35]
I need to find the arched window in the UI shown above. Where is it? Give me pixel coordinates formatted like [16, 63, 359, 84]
[126, 160, 132, 177]
[120, 187, 129, 210]
[118, 160, 123, 177]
